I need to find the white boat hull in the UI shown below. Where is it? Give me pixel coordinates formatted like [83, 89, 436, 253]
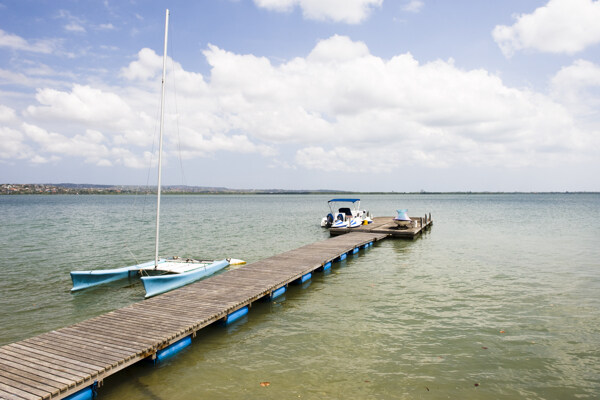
[332, 219, 348, 228]
[394, 219, 412, 227]
[141, 259, 229, 298]
[348, 218, 362, 228]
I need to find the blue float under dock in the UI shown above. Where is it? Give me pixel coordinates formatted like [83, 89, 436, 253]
[0, 224, 436, 400]
[155, 336, 192, 362]
[270, 286, 287, 299]
[225, 306, 249, 325]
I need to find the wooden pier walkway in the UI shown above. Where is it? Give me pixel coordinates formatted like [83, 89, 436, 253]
[0, 231, 388, 400]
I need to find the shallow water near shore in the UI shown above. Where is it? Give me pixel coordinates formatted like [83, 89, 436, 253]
[1, 193, 599, 399]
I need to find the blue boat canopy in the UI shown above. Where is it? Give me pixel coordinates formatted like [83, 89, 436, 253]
[328, 198, 360, 203]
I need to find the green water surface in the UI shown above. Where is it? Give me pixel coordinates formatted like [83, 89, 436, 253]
[1, 194, 598, 399]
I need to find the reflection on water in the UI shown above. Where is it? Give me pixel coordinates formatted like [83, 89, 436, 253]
[1, 193, 599, 399]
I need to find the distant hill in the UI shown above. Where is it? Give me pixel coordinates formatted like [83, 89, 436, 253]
[1, 183, 348, 195]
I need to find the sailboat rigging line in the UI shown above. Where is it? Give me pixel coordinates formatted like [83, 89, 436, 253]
[122, 186, 150, 267]
[123, 242, 140, 266]
[155, 8, 169, 269]
[122, 39, 164, 270]
[131, 33, 165, 268]
[165, 17, 188, 188]
[166, 13, 192, 258]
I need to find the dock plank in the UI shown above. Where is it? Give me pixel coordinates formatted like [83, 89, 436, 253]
[50, 330, 141, 354]
[0, 359, 74, 388]
[7, 343, 104, 374]
[0, 381, 41, 400]
[0, 370, 58, 398]
[59, 326, 152, 351]
[22, 335, 125, 363]
[0, 349, 88, 383]
[14, 341, 112, 371]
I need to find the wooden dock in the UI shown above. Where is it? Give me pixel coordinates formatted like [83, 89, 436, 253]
[0, 231, 388, 400]
[330, 215, 433, 238]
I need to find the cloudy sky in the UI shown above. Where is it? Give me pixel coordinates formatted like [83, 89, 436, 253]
[1, 0, 599, 191]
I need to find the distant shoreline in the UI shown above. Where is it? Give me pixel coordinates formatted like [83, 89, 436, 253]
[1, 183, 596, 195]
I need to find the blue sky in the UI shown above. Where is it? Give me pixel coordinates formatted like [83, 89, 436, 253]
[1, 0, 599, 191]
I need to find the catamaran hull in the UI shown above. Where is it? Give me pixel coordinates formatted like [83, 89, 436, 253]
[141, 259, 229, 298]
[70, 260, 164, 292]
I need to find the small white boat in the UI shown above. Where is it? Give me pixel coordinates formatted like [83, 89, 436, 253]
[321, 198, 372, 228]
[394, 209, 412, 228]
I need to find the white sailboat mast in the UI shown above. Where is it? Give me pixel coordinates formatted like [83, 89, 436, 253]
[155, 9, 169, 268]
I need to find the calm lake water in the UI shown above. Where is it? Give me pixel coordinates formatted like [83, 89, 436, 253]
[1, 193, 599, 399]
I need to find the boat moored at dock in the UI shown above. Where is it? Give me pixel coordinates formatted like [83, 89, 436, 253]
[68, 10, 242, 299]
[321, 198, 373, 228]
[70, 257, 234, 296]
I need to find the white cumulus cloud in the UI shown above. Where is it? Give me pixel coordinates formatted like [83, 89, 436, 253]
[22, 123, 109, 161]
[25, 84, 134, 131]
[551, 59, 600, 117]
[4, 35, 598, 174]
[65, 23, 86, 33]
[0, 29, 58, 54]
[253, 0, 383, 23]
[120, 48, 163, 81]
[0, 127, 32, 160]
[403, 0, 424, 13]
[0, 105, 17, 122]
[200, 35, 590, 171]
[493, 0, 600, 57]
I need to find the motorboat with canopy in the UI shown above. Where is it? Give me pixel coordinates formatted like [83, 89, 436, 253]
[320, 198, 373, 228]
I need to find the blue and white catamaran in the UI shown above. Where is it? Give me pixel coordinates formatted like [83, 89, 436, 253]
[70, 10, 242, 298]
